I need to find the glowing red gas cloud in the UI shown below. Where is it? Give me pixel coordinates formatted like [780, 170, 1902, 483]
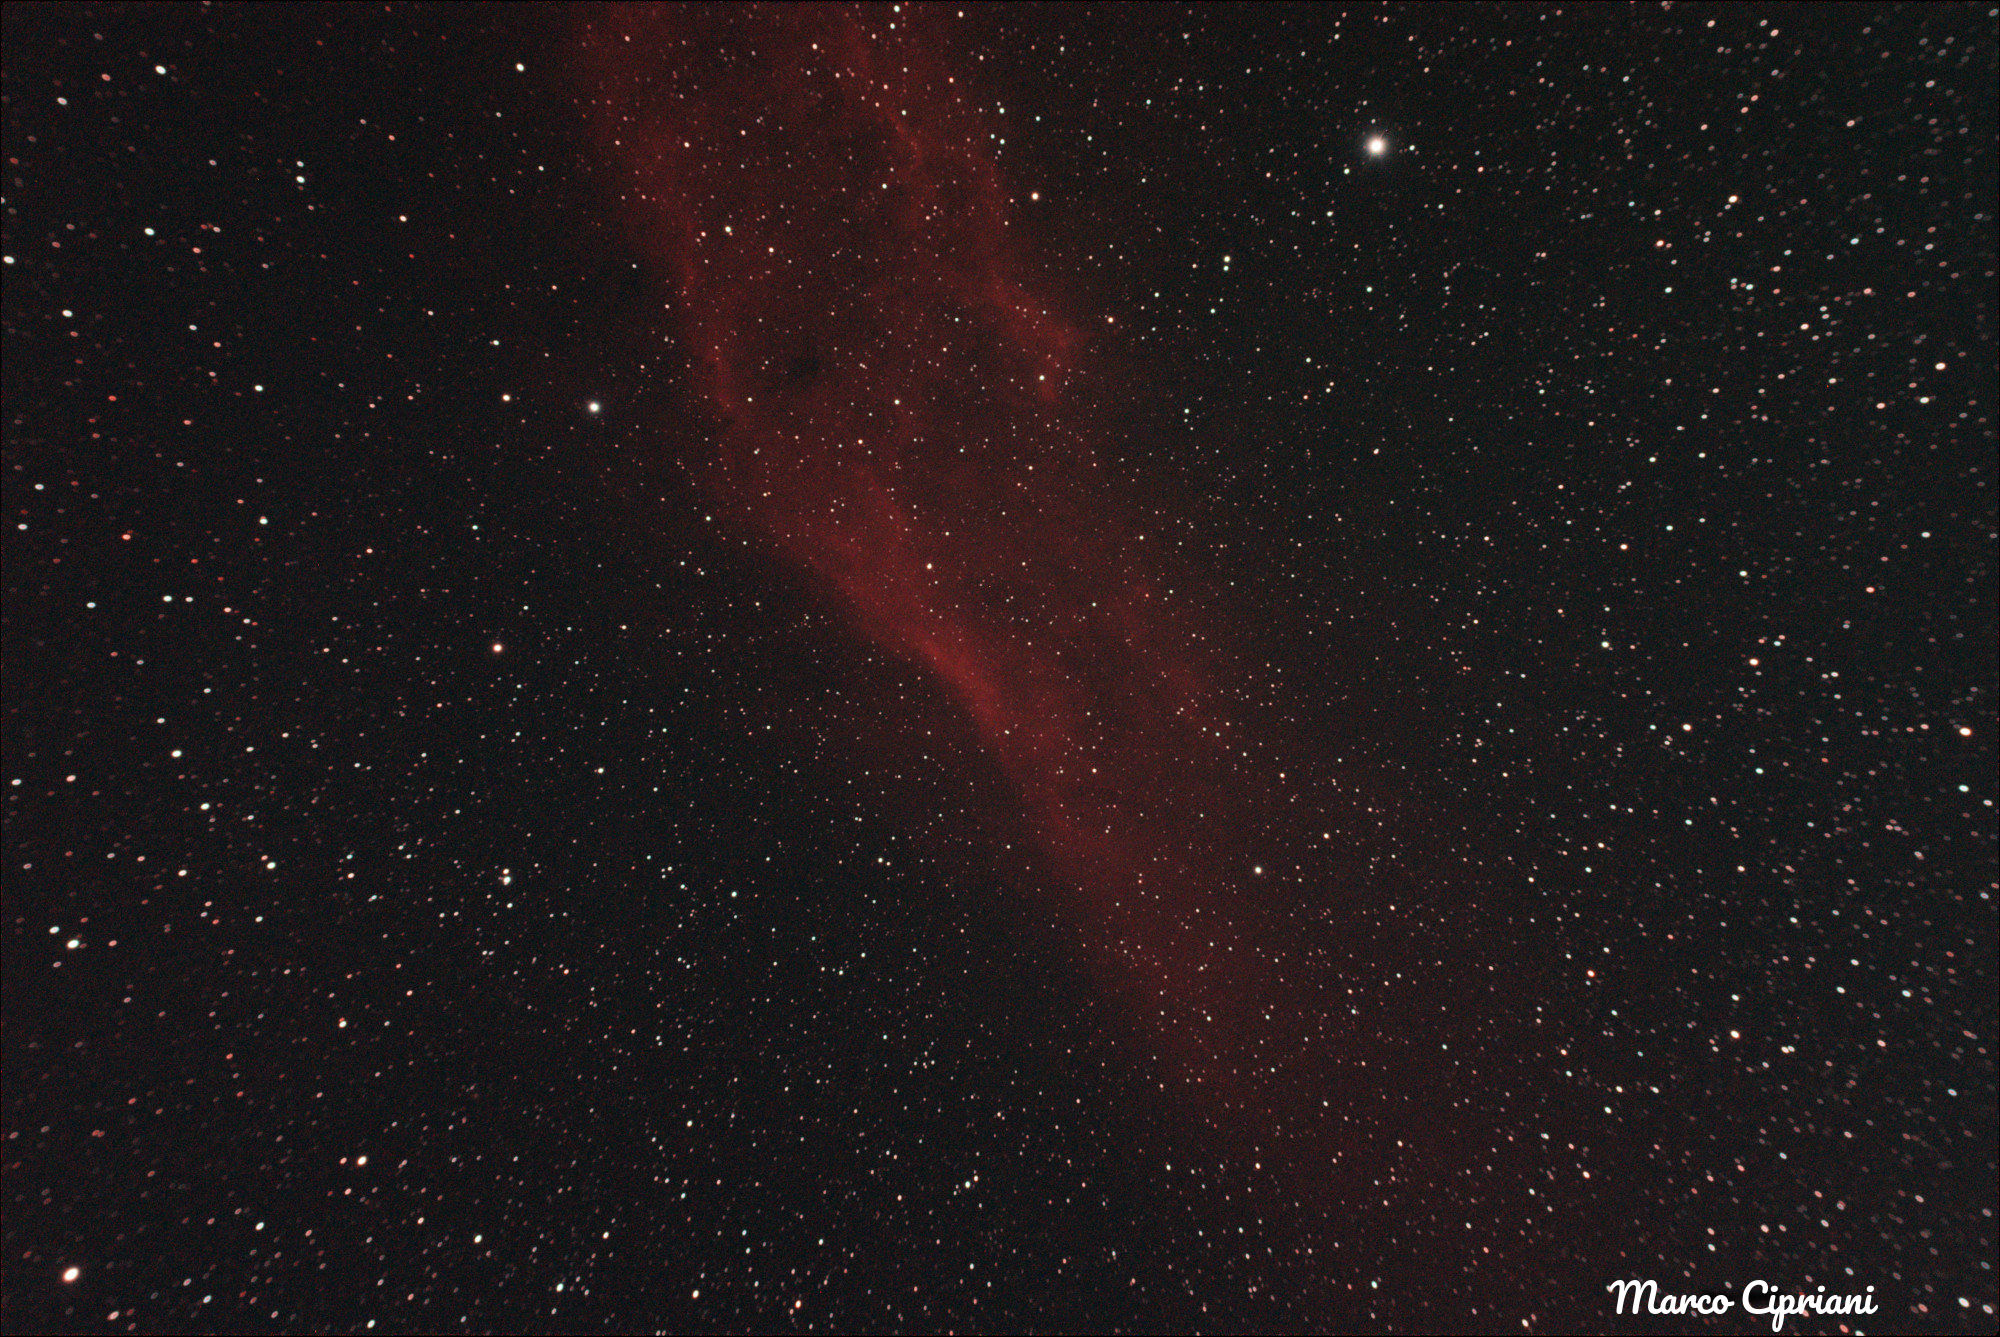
[576, 5, 1340, 1114]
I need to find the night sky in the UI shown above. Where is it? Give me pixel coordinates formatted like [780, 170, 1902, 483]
[4, 4, 1995, 1334]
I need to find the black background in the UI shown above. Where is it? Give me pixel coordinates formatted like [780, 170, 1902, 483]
[5, 4, 1994, 1333]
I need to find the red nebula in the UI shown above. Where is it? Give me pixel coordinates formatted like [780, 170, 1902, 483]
[575, 5, 1344, 1119]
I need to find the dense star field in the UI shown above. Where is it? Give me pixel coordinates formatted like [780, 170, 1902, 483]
[4, 4, 1994, 1333]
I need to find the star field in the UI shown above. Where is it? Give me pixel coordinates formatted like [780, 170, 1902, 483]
[4, 5, 1994, 1333]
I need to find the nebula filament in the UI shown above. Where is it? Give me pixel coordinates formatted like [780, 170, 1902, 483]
[580, 5, 1338, 1117]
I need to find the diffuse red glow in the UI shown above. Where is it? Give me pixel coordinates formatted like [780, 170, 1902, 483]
[579, 5, 1334, 1112]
